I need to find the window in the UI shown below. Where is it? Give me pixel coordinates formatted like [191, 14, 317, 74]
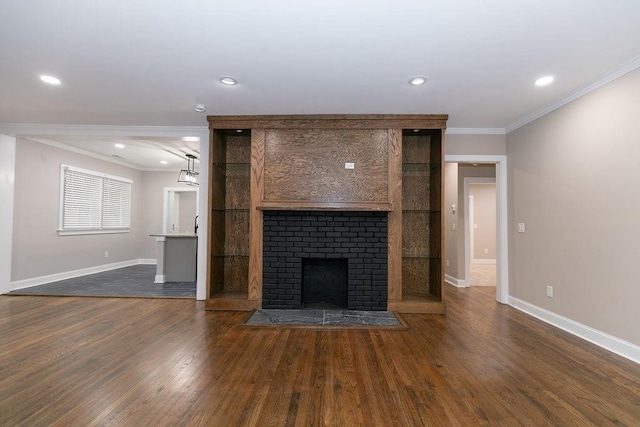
[59, 165, 132, 235]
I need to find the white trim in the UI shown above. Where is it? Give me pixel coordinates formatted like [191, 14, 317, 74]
[509, 297, 640, 365]
[196, 136, 209, 301]
[445, 274, 468, 288]
[0, 134, 16, 295]
[447, 128, 506, 135]
[471, 258, 496, 265]
[9, 259, 157, 291]
[27, 137, 146, 170]
[138, 259, 157, 265]
[446, 155, 508, 304]
[506, 54, 640, 133]
[154, 274, 166, 284]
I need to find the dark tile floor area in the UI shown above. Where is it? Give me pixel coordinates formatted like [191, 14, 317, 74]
[7, 265, 196, 298]
[246, 309, 402, 327]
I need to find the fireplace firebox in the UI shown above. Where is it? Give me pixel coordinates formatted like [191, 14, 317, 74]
[302, 258, 348, 308]
[262, 211, 388, 311]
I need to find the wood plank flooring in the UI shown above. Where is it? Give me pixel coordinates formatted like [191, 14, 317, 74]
[1, 286, 639, 426]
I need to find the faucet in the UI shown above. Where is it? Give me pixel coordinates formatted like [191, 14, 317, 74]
[194, 215, 199, 234]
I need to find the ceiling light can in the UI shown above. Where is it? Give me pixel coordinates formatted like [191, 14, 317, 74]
[409, 76, 427, 86]
[219, 76, 238, 86]
[40, 75, 61, 85]
[535, 76, 554, 86]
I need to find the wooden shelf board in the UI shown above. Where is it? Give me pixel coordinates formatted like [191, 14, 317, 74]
[389, 292, 445, 314]
[206, 291, 260, 311]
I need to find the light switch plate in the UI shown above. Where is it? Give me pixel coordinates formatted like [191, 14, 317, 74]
[517, 223, 526, 233]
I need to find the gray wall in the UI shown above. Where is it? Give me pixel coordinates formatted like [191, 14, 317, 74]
[139, 171, 191, 259]
[11, 138, 143, 281]
[507, 67, 640, 346]
[178, 191, 198, 234]
[11, 140, 186, 282]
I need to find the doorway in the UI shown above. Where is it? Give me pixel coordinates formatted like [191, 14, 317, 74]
[445, 155, 508, 304]
[163, 187, 199, 234]
[466, 179, 497, 287]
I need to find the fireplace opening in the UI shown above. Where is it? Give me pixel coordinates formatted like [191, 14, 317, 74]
[263, 211, 388, 310]
[302, 258, 348, 309]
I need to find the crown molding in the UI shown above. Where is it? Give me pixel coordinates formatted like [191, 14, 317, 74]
[505, 54, 640, 134]
[26, 137, 146, 170]
[0, 123, 209, 138]
[447, 128, 506, 135]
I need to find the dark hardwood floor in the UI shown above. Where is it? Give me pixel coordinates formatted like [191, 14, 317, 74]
[1, 286, 639, 426]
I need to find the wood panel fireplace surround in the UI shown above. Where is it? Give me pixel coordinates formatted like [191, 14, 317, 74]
[205, 115, 447, 314]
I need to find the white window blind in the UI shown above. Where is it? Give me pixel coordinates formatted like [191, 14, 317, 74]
[60, 165, 132, 234]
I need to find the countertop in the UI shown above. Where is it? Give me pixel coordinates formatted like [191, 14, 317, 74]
[150, 233, 198, 238]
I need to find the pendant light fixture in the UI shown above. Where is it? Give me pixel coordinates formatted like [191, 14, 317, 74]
[178, 154, 199, 185]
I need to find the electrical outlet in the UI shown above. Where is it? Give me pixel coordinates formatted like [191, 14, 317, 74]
[104, 251, 109, 258]
[452, 223, 456, 231]
[446, 259, 450, 267]
[344, 162, 355, 169]
[518, 223, 526, 233]
[546, 285, 553, 298]
[484, 248, 489, 254]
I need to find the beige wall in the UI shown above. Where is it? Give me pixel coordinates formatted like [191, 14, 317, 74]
[507, 67, 640, 346]
[446, 133, 506, 155]
[456, 165, 496, 280]
[444, 163, 458, 279]
[469, 183, 496, 261]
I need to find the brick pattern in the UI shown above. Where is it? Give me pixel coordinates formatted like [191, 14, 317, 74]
[263, 211, 388, 310]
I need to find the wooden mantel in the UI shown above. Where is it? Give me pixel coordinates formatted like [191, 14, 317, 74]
[205, 114, 448, 314]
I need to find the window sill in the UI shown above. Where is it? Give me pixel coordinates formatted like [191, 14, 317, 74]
[57, 229, 131, 236]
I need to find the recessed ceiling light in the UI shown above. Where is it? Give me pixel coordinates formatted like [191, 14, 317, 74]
[535, 76, 554, 86]
[182, 136, 200, 142]
[40, 75, 61, 85]
[114, 143, 125, 149]
[160, 160, 168, 165]
[413, 129, 420, 133]
[219, 76, 238, 86]
[194, 104, 207, 113]
[409, 76, 427, 86]
[236, 130, 243, 133]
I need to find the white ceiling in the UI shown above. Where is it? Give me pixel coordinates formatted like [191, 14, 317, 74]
[1, 1, 640, 163]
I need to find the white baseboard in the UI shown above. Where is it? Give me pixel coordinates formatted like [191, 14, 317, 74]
[445, 274, 468, 288]
[9, 259, 158, 291]
[471, 258, 496, 265]
[154, 275, 165, 284]
[509, 296, 640, 365]
[138, 259, 157, 265]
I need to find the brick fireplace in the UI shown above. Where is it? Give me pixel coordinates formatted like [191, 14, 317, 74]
[262, 211, 388, 310]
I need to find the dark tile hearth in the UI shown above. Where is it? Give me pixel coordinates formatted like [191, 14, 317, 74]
[246, 309, 401, 327]
[7, 265, 195, 298]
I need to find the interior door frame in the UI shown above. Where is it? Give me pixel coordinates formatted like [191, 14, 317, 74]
[445, 155, 508, 304]
[162, 186, 199, 234]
